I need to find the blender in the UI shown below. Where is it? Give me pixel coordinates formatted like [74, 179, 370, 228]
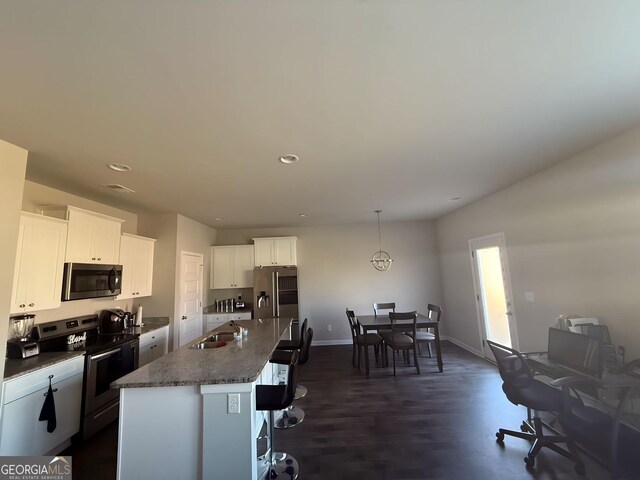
[7, 314, 39, 359]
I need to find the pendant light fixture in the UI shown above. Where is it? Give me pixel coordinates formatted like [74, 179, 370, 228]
[371, 210, 393, 271]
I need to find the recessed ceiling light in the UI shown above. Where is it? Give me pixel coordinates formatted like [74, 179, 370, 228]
[449, 196, 462, 201]
[299, 213, 309, 218]
[215, 217, 223, 221]
[107, 163, 132, 172]
[279, 154, 299, 164]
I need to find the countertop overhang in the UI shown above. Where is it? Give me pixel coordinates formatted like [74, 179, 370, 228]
[112, 317, 291, 389]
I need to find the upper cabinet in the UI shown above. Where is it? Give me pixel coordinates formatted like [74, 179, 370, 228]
[119, 233, 156, 299]
[252, 237, 297, 267]
[64, 206, 124, 264]
[11, 213, 68, 314]
[210, 245, 255, 289]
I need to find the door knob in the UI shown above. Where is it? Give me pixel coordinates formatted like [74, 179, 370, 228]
[506, 311, 513, 316]
[182, 316, 187, 320]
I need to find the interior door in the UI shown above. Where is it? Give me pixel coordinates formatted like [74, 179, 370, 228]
[178, 251, 203, 347]
[469, 233, 518, 359]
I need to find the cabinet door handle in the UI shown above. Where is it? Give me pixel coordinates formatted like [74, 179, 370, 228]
[92, 257, 96, 260]
[28, 303, 35, 307]
[97, 257, 101, 261]
[19, 304, 25, 308]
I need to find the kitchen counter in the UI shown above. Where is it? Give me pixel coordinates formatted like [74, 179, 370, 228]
[202, 303, 253, 314]
[3, 351, 85, 382]
[114, 317, 293, 480]
[126, 316, 170, 336]
[112, 317, 289, 388]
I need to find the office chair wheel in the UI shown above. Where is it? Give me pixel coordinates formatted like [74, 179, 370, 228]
[575, 463, 586, 475]
[524, 455, 535, 470]
[495, 431, 504, 442]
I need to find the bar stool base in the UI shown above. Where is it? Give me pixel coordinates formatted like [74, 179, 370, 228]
[260, 453, 299, 480]
[275, 406, 305, 429]
[294, 384, 307, 400]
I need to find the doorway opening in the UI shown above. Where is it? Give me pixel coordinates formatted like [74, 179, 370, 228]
[469, 233, 518, 359]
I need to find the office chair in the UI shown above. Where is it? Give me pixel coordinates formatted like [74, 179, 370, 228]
[488, 341, 585, 474]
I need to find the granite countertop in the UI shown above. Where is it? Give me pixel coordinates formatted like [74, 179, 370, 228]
[203, 303, 253, 314]
[127, 316, 170, 335]
[4, 351, 85, 382]
[112, 317, 291, 389]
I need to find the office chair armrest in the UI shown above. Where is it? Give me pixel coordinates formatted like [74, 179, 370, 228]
[550, 376, 592, 388]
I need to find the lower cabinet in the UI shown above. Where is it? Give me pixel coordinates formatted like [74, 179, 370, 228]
[204, 312, 252, 334]
[0, 356, 84, 456]
[139, 326, 169, 367]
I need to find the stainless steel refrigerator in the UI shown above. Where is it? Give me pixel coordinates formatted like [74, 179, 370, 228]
[253, 266, 298, 321]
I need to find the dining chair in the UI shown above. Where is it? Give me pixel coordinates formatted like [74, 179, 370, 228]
[406, 303, 441, 357]
[380, 311, 420, 375]
[346, 309, 383, 375]
[373, 302, 395, 317]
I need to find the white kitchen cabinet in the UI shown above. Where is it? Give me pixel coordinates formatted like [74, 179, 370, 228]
[252, 237, 297, 267]
[210, 245, 254, 289]
[11, 213, 68, 314]
[139, 326, 169, 367]
[0, 356, 83, 456]
[118, 233, 156, 299]
[203, 312, 252, 334]
[64, 206, 124, 264]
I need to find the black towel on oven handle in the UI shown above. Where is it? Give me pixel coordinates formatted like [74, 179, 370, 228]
[39, 383, 57, 433]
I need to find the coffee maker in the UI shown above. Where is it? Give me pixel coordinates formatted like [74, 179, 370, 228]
[99, 309, 130, 334]
[7, 314, 39, 359]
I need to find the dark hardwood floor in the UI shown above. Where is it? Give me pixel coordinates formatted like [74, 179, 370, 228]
[64, 342, 621, 479]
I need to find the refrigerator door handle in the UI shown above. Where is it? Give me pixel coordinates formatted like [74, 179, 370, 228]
[272, 271, 277, 317]
[275, 271, 280, 317]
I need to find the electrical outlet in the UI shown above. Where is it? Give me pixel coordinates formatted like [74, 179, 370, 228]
[228, 393, 240, 414]
[326, 324, 332, 332]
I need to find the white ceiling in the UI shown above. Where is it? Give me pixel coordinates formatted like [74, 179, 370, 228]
[2, 1, 640, 229]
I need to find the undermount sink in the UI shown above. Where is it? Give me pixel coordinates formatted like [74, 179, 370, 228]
[190, 333, 235, 349]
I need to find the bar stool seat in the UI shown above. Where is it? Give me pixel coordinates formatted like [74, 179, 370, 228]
[269, 327, 314, 429]
[257, 351, 300, 479]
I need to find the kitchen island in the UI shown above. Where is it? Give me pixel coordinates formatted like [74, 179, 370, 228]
[112, 317, 291, 480]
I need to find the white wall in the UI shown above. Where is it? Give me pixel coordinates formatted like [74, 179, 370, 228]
[138, 213, 216, 349]
[436, 124, 640, 359]
[20, 181, 140, 323]
[137, 213, 178, 347]
[217, 220, 441, 344]
[174, 215, 217, 348]
[0, 140, 28, 384]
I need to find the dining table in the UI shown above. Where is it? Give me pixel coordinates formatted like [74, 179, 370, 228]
[357, 313, 444, 374]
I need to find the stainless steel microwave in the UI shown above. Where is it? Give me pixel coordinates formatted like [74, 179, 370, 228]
[62, 263, 122, 301]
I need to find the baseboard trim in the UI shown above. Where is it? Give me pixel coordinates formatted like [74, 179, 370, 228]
[443, 336, 484, 358]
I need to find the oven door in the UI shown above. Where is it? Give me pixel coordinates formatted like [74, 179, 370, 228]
[62, 263, 122, 301]
[84, 339, 139, 416]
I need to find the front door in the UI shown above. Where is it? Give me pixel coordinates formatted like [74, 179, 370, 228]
[469, 233, 518, 359]
[177, 251, 203, 348]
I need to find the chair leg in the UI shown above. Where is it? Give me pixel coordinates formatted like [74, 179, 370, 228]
[413, 346, 420, 374]
[364, 344, 370, 375]
[352, 343, 356, 366]
[392, 348, 396, 376]
[417, 341, 421, 355]
[427, 342, 432, 358]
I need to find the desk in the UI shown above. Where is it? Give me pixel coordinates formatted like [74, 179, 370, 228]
[357, 314, 443, 373]
[526, 353, 640, 477]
